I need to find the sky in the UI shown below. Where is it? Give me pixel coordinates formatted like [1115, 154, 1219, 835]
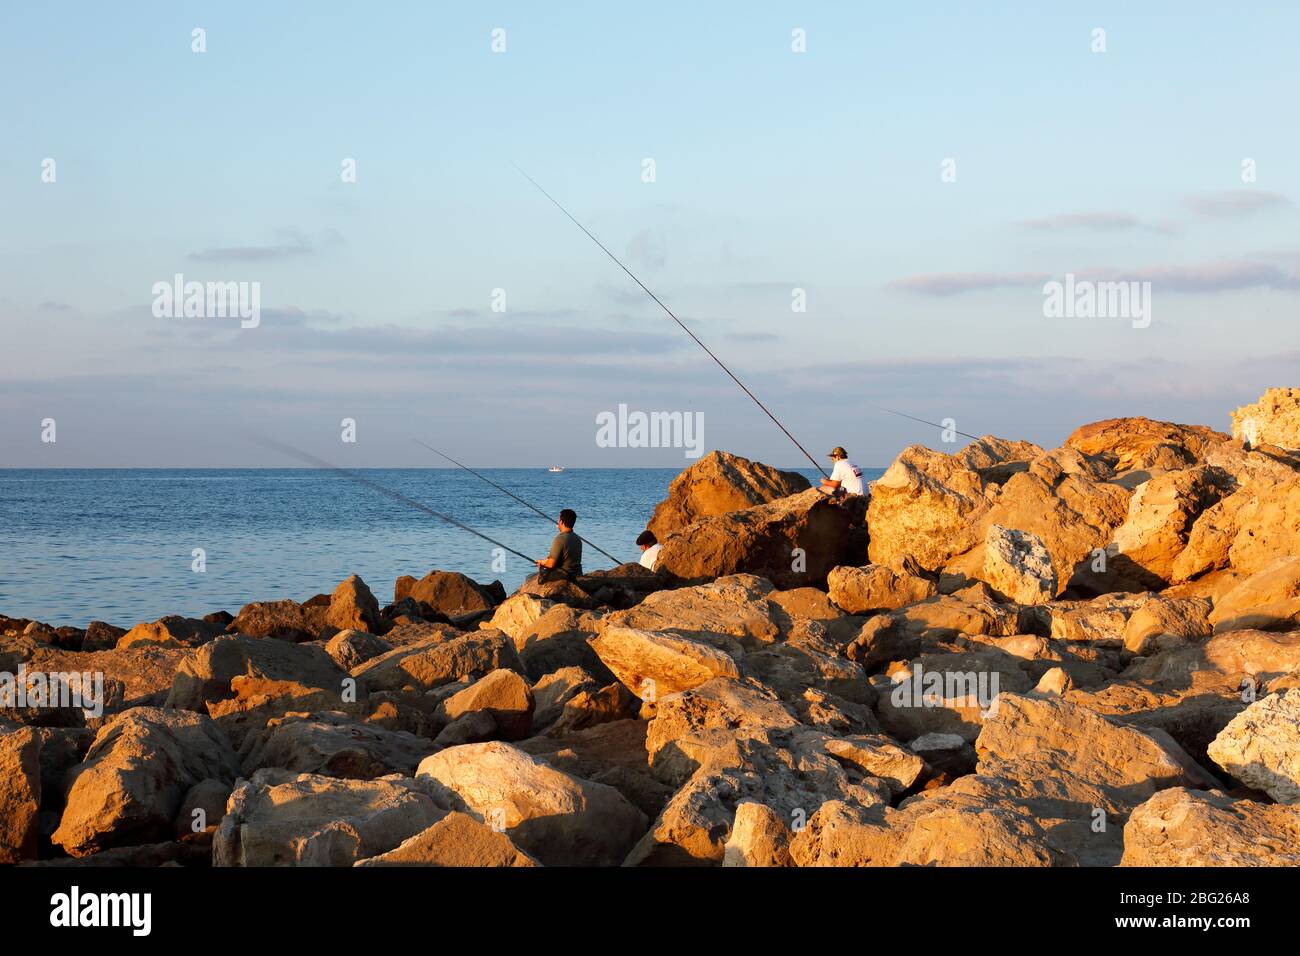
[2, 2, 1298, 468]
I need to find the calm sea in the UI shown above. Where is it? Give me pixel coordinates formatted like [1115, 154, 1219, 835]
[0, 467, 884, 629]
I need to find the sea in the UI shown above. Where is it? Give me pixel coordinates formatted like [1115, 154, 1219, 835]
[0, 467, 885, 629]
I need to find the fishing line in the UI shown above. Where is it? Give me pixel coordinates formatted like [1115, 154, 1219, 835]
[412, 439, 625, 566]
[255, 437, 539, 564]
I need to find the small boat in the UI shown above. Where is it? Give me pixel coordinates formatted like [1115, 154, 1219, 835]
[548, 466, 565, 473]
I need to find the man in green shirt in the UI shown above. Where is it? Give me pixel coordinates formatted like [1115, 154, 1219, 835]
[536, 508, 583, 584]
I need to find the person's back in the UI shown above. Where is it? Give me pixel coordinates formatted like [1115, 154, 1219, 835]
[550, 528, 583, 578]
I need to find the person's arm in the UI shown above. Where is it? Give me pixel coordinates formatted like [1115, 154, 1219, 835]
[821, 460, 845, 492]
[538, 536, 562, 568]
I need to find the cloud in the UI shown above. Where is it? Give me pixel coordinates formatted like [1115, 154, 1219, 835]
[189, 228, 342, 263]
[887, 272, 1050, 296]
[624, 228, 667, 270]
[1014, 211, 1179, 236]
[1185, 190, 1293, 218]
[1082, 259, 1300, 293]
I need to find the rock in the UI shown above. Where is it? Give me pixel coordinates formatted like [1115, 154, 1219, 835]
[117, 615, 223, 650]
[440, 669, 534, 740]
[52, 707, 238, 856]
[165, 635, 348, 712]
[1173, 477, 1300, 581]
[355, 811, 540, 867]
[0, 727, 42, 863]
[868, 443, 1130, 598]
[822, 735, 926, 796]
[1099, 466, 1233, 591]
[866, 444, 992, 571]
[1206, 689, 1300, 803]
[600, 575, 781, 648]
[545, 681, 638, 736]
[647, 450, 811, 540]
[353, 630, 523, 694]
[721, 802, 794, 867]
[1123, 596, 1212, 654]
[1033, 667, 1073, 696]
[484, 594, 554, 643]
[827, 564, 937, 614]
[227, 599, 330, 642]
[416, 742, 647, 867]
[589, 627, 743, 702]
[645, 678, 800, 786]
[1209, 556, 1300, 633]
[324, 575, 381, 633]
[625, 728, 889, 866]
[511, 605, 609, 681]
[909, 732, 976, 779]
[516, 576, 595, 608]
[174, 778, 230, 836]
[1232, 387, 1300, 451]
[239, 711, 435, 779]
[874, 652, 1033, 742]
[531, 667, 601, 733]
[325, 629, 392, 671]
[746, 635, 872, 705]
[433, 710, 499, 748]
[1121, 787, 1300, 865]
[213, 768, 441, 867]
[768, 587, 844, 624]
[401, 571, 499, 617]
[82, 621, 126, 652]
[1064, 417, 1231, 473]
[655, 489, 866, 588]
[981, 525, 1056, 605]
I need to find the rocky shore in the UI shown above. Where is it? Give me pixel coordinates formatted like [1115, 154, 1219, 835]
[4, 389, 1300, 867]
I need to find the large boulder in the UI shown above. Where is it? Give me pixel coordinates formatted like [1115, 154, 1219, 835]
[826, 564, 936, 615]
[399, 571, 500, 617]
[647, 450, 811, 540]
[981, 525, 1056, 605]
[589, 627, 743, 702]
[1122, 788, 1300, 866]
[599, 575, 781, 647]
[228, 599, 328, 642]
[355, 811, 540, 867]
[165, 635, 348, 712]
[52, 707, 238, 856]
[0, 727, 42, 863]
[1208, 556, 1300, 633]
[867, 443, 1130, 597]
[352, 630, 523, 693]
[1171, 476, 1300, 581]
[324, 575, 382, 633]
[238, 711, 435, 779]
[439, 669, 535, 740]
[117, 615, 223, 650]
[1064, 417, 1231, 473]
[416, 742, 647, 866]
[1232, 387, 1300, 451]
[654, 489, 866, 588]
[1206, 689, 1300, 803]
[1098, 466, 1232, 591]
[213, 768, 441, 866]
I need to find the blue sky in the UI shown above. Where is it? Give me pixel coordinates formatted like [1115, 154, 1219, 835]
[2, 2, 1298, 467]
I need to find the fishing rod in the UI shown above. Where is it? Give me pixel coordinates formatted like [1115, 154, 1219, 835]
[256, 437, 539, 564]
[412, 439, 625, 566]
[873, 406, 984, 443]
[513, 164, 831, 481]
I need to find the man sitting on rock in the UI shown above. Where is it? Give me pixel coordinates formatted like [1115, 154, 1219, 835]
[636, 530, 662, 570]
[535, 508, 583, 584]
[819, 446, 866, 497]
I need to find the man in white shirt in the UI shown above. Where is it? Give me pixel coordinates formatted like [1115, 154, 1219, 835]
[820, 446, 866, 496]
[636, 530, 662, 570]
